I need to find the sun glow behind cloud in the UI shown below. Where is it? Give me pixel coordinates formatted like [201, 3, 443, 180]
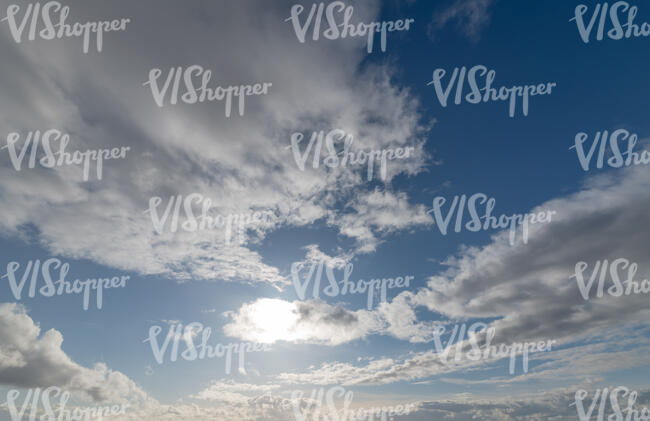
[241, 298, 300, 344]
[224, 298, 385, 345]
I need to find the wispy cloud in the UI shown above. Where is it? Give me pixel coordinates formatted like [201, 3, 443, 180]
[429, 0, 497, 42]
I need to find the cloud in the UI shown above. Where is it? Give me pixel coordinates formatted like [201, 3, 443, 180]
[429, 0, 496, 42]
[223, 298, 384, 345]
[0, 303, 152, 405]
[411, 165, 650, 347]
[222, 294, 442, 347]
[266, 165, 650, 386]
[281, 325, 650, 387]
[331, 189, 433, 253]
[297, 244, 353, 270]
[0, 390, 298, 421]
[1, 297, 647, 420]
[189, 380, 280, 404]
[408, 387, 650, 421]
[3, 382, 648, 421]
[440, 331, 650, 385]
[0, 0, 431, 289]
[2, 1, 649, 419]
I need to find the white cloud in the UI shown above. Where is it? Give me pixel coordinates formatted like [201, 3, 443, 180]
[0, 0, 431, 289]
[190, 380, 280, 404]
[223, 298, 384, 345]
[262, 165, 650, 386]
[0, 303, 153, 406]
[331, 189, 433, 253]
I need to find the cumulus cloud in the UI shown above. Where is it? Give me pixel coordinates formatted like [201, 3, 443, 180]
[0, 303, 152, 406]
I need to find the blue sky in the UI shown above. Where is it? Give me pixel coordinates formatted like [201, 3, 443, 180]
[1, 0, 650, 420]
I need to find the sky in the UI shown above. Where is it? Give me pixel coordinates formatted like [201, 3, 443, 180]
[1, 0, 650, 420]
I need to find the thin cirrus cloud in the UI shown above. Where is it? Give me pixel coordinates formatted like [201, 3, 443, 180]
[429, 0, 497, 42]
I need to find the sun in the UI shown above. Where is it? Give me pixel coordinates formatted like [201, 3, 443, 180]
[247, 298, 299, 343]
